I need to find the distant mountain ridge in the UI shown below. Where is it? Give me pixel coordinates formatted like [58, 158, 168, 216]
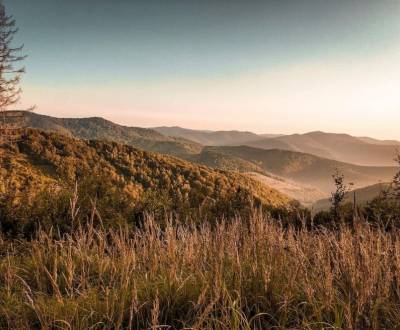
[14, 111, 202, 157]
[11, 111, 398, 205]
[154, 125, 400, 166]
[245, 131, 399, 166]
[0, 129, 293, 215]
[18, 112, 399, 167]
[357, 136, 400, 146]
[203, 145, 397, 195]
[153, 126, 263, 146]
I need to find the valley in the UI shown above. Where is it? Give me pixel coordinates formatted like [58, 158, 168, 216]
[10, 111, 398, 208]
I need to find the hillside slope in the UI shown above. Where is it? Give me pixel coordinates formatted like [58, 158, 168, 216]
[153, 126, 263, 146]
[182, 149, 266, 173]
[11, 112, 278, 178]
[204, 146, 397, 195]
[20, 111, 399, 167]
[10, 112, 397, 204]
[357, 137, 400, 146]
[313, 182, 391, 212]
[246, 131, 399, 166]
[247, 172, 326, 207]
[0, 130, 292, 214]
[11, 111, 202, 157]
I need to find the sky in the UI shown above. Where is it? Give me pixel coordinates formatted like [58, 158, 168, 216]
[4, 0, 400, 139]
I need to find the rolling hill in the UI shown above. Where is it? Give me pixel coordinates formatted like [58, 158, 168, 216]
[17, 112, 400, 168]
[153, 126, 263, 146]
[182, 149, 266, 173]
[245, 131, 399, 166]
[203, 146, 397, 195]
[9, 111, 398, 206]
[153, 126, 400, 167]
[0, 129, 292, 215]
[246, 172, 326, 206]
[357, 137, 400, 146]
[16, 112, 275, 178]
[313, 182, 391, 212]
[9, 111, 203, 157]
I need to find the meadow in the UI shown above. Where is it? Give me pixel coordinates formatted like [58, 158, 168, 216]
[1, 211, 399, 329]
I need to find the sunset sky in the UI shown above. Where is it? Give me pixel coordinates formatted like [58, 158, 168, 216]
[5, 0, 400, 139]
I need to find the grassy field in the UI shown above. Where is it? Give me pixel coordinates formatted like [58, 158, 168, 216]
[1, 212, 400, 329]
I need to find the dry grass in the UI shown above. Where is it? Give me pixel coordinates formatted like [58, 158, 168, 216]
[1, 213, 400, 329]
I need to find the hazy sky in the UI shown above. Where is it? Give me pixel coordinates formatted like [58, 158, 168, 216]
[5, 0, 400, 138]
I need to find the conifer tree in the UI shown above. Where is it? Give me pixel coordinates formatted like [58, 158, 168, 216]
[0, 2, 28, 144]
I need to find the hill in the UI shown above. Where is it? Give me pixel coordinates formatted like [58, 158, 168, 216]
[357, 136, 400, 146]
[313, 182, 391, 212]
[10, 111, 202, 157]
[245, 131, 399, 166]
[153, 126, 263, 146]
[183, 150, 326, 205]
[0, 129, 293, 234]
[247, 172, 326, 207]
[9, 112, 397, 204]
[16, 111, 400, 168]
[203, 146, 397, 195]
[182, 149, 266, 173]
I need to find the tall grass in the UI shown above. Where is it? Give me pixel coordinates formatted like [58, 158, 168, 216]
[1, 213, 400, 329]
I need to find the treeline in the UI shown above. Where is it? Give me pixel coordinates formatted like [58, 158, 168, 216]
[0, 129, 296, 237]
[2, 129, 399, 237]
[313, 163, 400, 229]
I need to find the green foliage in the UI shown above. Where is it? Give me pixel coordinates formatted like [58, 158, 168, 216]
[184, 149, 266, 173]
[393, 154, 400, 199]
[330, 169, 348, 222]
[364, 194, 400, 228]
[8, 111, 203, 156]
[0, 129, 293, 236]
[314, 156, 400, 230]
[202, 146, 397, 195]
[0, 175, 135, 236]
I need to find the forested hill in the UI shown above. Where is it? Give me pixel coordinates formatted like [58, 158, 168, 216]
[0, 129, 293, 235]
[203, 146, 397, 194]
[8, 112, 396, 205]
[10, 111, 202, 156]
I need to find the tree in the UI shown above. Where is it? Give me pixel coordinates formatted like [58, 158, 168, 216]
[363, 154, 400, 228]
[0, 2, 28, 145]
[393, 153, 400, 200]
[330, 168, 348, 222]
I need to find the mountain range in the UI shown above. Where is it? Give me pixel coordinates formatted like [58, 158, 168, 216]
[153, 126, 275, 146]
[155, 126, 399, 166]
[245, 132, 399, 166]
[201, 146, 397, 195]
[19, 111, 202, 156]
[7, 111, 398, 207]
[0, 129, 292, 220]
